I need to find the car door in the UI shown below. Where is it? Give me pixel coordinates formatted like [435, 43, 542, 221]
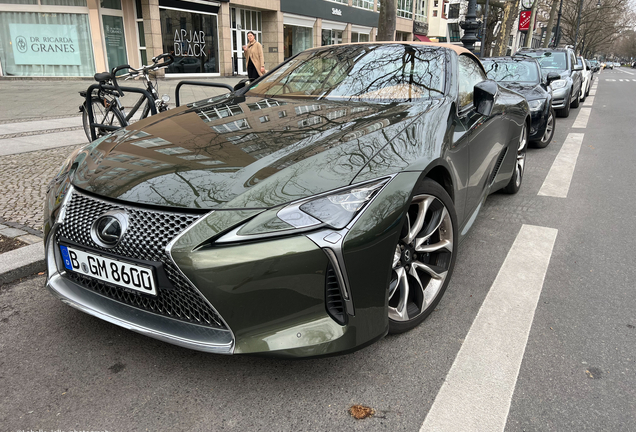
[455, 54, 507, 218]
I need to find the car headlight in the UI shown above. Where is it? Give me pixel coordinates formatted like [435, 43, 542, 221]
[527, 100, 544, 112]
[550, 79, 567, 90]
[216, 178, 391, 243]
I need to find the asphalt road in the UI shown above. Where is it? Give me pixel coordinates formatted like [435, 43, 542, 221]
[1, 69, 635, 432]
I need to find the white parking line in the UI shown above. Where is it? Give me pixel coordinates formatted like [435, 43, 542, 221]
[420, 224, 558, 432]
[572, 107, 591, 128]
[538, 133, 584, 198]
[584, 96, 595, 106]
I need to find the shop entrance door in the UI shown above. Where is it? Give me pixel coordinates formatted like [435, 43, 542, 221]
[230, 8, 262, 75]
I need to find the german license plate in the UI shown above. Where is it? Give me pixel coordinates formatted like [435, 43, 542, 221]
[59, 245, 157, 296]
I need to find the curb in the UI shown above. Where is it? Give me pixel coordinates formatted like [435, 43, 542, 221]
[0, 219, 45, 285]
[0, 242, 46, 285]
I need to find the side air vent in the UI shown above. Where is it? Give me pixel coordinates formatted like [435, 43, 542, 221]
[489, 147, 509, 186]
[325, 264, 347, 325]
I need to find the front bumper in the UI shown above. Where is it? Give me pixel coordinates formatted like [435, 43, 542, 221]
[550, 87, 569, 109]
[529, 109, 548, 140]
[44, 174, 415, 357]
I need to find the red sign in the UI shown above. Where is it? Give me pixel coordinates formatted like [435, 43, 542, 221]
[519, 10, 532, 31]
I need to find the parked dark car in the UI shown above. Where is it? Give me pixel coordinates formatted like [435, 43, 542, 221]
[483, 56, 556, 148]
[518, 47, 583, 118]
[44, 42, 530, 358]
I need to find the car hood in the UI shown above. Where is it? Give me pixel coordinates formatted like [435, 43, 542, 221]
[72, 94, 434, 210]
[499, 82, 547, 100]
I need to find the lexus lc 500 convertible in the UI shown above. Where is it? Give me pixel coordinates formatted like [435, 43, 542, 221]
[45, 42, 530, 357]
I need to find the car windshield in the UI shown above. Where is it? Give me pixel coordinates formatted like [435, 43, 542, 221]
[522, 52, 567, 71]
[246, 44, 446, 102]
[482, 60, 540, 84]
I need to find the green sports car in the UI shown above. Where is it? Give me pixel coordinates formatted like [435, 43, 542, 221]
[44, 42, 530, 357]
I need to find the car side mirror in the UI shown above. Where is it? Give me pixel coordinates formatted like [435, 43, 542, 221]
[474, 80, 498, 116]
[573, 64, 583, 71]
[546, 72, 561, 85]
[234, 78, 250, 91]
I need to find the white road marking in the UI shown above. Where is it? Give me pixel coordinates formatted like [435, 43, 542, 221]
[572, 107, 591, 128]
[619, 68, 635, 75]
[420, 224, 558, 432]
[605, 79, 616, 81]
[584, 96, 595, 106]
[538, 133, 585, 198]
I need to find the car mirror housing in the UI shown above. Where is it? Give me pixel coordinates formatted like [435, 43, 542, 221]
[573, 64, 583, 71]
[546, 72, 561, 85]
[474, 80, 498, 116]
[234, 78, 250, 91]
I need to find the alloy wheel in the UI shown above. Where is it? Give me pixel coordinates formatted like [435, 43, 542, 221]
[514, 124, 527, 188]
[540, 111, 554, 145]
[388, 194, 454, 323]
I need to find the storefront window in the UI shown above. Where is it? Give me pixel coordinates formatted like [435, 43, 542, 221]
[0, 11, 95, 76]
[0, 0, 38, 4]
[321, 29, 342, 46]
[160, 8, 219, 74]
[41, 0, 87, 5]
[100, 0, 121, 10]
[284, 25, 312, 60]
[351, 32, 370, 43]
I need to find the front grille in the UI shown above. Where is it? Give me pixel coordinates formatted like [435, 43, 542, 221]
[57, 190, 226, 329]
[325, 265, 346, 325]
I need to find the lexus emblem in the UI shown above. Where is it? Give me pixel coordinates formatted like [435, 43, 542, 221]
[91, 210, 128, 248]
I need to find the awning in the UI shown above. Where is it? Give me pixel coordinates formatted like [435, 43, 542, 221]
[414, 34, 432, 42]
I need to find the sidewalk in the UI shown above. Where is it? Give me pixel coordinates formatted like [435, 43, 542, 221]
[0, 76, 242, 284]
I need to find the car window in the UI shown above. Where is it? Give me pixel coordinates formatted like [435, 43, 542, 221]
[247, 44, 446, 102]
[458, 54, 486, 108]
[522, 51, 567, 71]
[483, 60, 540, 84]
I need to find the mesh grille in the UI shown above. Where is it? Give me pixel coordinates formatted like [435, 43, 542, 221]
[56, 190, 226, 329]
[325, 265, 346, 325]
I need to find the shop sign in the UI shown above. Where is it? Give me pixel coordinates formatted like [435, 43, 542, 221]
[9, 23, 81, 66]
[332, 8, 342, 16]
[519, 10, 532, 31]
[174, 29, 207, 57]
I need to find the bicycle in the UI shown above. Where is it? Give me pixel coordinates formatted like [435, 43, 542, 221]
[80, 53, 174, 142]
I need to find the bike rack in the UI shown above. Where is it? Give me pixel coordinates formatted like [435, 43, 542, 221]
[85, 84, 157, 142]
[174, 81, 234, 108]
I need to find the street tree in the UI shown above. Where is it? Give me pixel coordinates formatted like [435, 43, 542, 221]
[377, 0, 398, 41]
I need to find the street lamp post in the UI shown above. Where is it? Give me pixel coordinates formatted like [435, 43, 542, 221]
[460, 0, 481, 53]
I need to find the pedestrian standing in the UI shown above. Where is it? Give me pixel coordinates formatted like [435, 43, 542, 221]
[243, 31, 265, 80]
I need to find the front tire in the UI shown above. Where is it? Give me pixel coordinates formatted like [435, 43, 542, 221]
[531, 107, 555, 149]
[556, 93, 571, 118]
[571, 88, 581, 108]
[502, 122, 528, 194]
[388, 179, 457, 334]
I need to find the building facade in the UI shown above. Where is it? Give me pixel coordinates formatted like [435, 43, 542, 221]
[0, 0, 448, 77]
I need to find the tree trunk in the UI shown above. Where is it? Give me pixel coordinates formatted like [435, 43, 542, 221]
[377, 0, 398, 41]
[524, 0, 539, 48]
[493, 0, 521, 56]
[542, 0, 559, 47]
